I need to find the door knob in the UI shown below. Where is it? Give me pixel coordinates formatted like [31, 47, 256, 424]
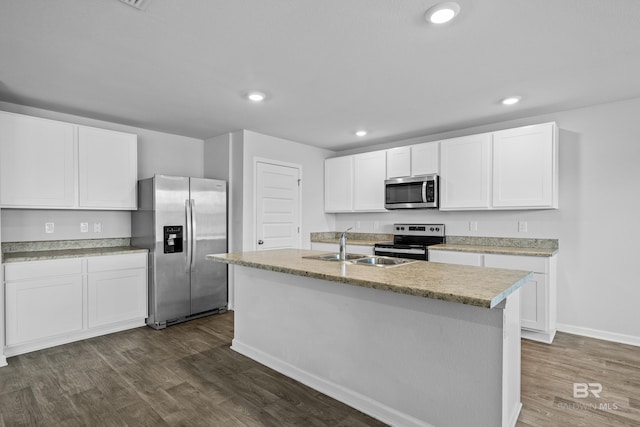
[258, 240, 264, 245]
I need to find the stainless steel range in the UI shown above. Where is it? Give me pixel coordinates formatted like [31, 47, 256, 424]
[374, 223, 445, 261]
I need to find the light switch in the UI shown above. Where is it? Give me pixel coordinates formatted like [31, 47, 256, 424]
[94, 222, 102, 233]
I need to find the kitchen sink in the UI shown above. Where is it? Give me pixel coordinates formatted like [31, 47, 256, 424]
[352, 256, 416, 267]
[303, 253, 368, 262]
[303, 253, 415, 268]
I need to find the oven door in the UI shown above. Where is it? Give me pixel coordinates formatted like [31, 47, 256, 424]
[374, 244, 427, 260]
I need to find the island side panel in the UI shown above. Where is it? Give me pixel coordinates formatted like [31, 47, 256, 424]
[232, 265, 517, 427]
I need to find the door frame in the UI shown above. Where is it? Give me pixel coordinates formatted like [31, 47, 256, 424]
[253, 157, 302, 251]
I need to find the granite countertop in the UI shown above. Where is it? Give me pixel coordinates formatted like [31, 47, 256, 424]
[310, 232, 393, 246]
[429, 236, 559, 257]
[1, 238, 148, 263]
[429, 244, 557, 257]
[207, 249, 532, 309]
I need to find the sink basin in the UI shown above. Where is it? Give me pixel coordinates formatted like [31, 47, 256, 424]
[303, 253, 368, 262]
[352, 256, 416, 267]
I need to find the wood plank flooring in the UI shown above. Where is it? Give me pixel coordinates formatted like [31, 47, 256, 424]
[517, 332, 640, 427]
[0, 312, 638, 426]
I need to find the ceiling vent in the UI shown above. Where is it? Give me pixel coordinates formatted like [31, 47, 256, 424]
[118, 0, 151, 11]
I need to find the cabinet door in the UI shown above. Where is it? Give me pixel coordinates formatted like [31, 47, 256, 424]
[88, 268, 147, 328]
[5, 275, 83, 346]
[492, 122, 557, 209]
[78, 126, 137, 209]
[0, 112, 76, 208]
[324, 156, 353, 212]
[411, 142, 439, 176]
[354, 151, 387, 211]
[386, 147, 411, 178]
[428, 250, 483, 266]
[517, 273, 547, 331]
[440, 134, 492, 210]
[483, 254, 548, 332]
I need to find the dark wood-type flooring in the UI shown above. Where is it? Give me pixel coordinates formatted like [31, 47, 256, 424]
[0, 312, 638, 426]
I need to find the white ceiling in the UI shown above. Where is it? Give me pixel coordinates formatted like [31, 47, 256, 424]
[1, 0, 639, 151]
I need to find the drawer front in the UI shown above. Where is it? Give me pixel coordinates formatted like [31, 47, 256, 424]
[428, 250, 483, 266]
[483, 254, 547, 273]
[4, 258, 83, 281]
[87, 252, 147, 273]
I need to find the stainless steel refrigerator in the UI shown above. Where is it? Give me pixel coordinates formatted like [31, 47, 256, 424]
[131, 175, 227, 329]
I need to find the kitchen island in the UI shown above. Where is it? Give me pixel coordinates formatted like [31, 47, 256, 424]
[207, 249, 532, 427]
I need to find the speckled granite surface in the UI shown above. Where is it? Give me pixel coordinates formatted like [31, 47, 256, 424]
[2, 238, 147, 263]
[207, 249, 532, 309]
[430, 236, 559, 257]
[310, 232, 393, 246]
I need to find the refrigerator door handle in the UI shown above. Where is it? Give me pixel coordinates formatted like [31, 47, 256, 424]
[190, 199, 197, 271]
[185, 199, 192, 273]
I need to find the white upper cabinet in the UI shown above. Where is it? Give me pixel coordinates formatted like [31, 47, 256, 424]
[0, 112, 76, 208]
[325, 151, 387, 213]
[440, 133, 492, 210]
[440, 122, 558, 211]
[78, 126, 137, 209]
[492, 122, 558, 209]
[354, 151, 387, 211]
[0, 111, 138, 210]
[386, 147, 411, 178]
[324, 155, 354, 212]
[410, 142, 439, 176]
[386, 142, 439, 179]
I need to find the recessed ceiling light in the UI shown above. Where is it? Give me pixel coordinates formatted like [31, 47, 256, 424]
[425, 2, 461, 24]
[355, 130, 368, 137]
[246, 91, 266, 102]
[501, 96, 522, 106]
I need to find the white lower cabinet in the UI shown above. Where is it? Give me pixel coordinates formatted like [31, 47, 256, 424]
[87, 254, 147, 328]
[3, 253, 147, 357]
[429, 249, 557, 343]
[6, 273, 84, 346]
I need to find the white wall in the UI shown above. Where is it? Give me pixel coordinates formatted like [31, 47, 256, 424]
[0, 102, 204, 242]
[239, 130, 335, 251]
[333, 97, 640, 345]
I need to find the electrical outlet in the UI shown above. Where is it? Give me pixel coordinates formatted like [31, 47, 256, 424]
[518, 221, 528, 233]
[94, 222, 102, 233]
[45, 222, 55, 234]
[374, 221, 380, 231]
[469, 221, 478, 232]
[80, 222, 89, 233]
[355, 221, 361, 230]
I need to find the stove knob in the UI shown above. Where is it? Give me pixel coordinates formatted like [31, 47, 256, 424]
[401, 227, 405, 230]
[435, 227, 440, 232]
[430, 227, 434, 231]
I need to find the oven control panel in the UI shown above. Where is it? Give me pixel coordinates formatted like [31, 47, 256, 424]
[393, 223, 445, 237]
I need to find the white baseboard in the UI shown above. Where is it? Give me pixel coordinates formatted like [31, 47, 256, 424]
[0, 355, 7, 368]
[507, 402, 523, 427]
[3, 318, 146, 358]
[231, 339, 434, 427]
[521, 328, 556, 344]
[556, 323, 640, 347]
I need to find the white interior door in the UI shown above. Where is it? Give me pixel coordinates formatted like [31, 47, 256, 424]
[256, 161, 301, 250]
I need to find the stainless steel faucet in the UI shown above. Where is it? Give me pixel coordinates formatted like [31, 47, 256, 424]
[339, 227, 353, 261]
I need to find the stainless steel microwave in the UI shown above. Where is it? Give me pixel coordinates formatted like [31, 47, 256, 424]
[384, 174, 439, 209]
